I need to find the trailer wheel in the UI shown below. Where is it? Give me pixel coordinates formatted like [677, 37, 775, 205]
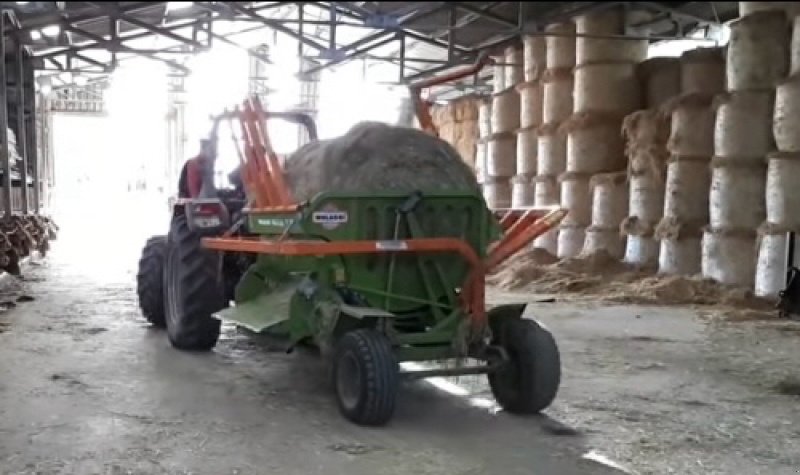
[136, 235, 167, 328]
[164, 214, 225, 351]
[489, 318, 561, 414]
[333, 329, 399, 426]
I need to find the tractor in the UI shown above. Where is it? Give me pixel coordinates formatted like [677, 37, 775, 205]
[136, 94, 566, 426]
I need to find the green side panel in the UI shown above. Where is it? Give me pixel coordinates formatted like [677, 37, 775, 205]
[213, 284, 296, 332]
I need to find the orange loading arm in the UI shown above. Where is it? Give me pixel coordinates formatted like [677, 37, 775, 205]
[410, 54, 493, 137]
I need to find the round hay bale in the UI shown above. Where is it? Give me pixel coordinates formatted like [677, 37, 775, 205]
[663, 156, 711, 223]
[714, 90, 775, 159]
[492, 56, 506, 93]
[709, 159, 767, 230]
[559, 171, 592, 226]
[475, 140, 488, 183]
[658, 234, 702, 276]
[701, 227, 758, 287]
[505, 45, 524, 87]
[545, 22, 576, 69]
[523, 35, 546, 82]
[629, 173, 665, 225]
[486, 131, 517, 177]
[755, 223, 792, 298]
[452, 95, 479, 122]
[582, 226, 626, 259]
[537, 123, 567, 176]
[516, 126, 537, 176]
[590, 171, 628, 228]
[575, 9, 648, 65]
[740, 1, 800, 17]
[774, 76, 800, 152]
[766, 152, 800, 227]
[791, 16, 800, 75]
[284, 122, 479, 202]
[680, 47, 725, 95]
[542, 68, 574, 124]
[478, 99, 492, 138]
[663, 93, 715, 157]
[558, 224, 586, 259]
[727, 11, 790, 91]
[483, 176, 512, 209]
[638, 57, 681, 108]
[491, 87, 521, 134]
[533, 174, 559, 207]
[511, 174, 534, 208]
[624, 233, 660, 267]
[563, 111, 626, 173]
[533, 228, 559, 255]
[516, 80, 543, 129]
[623, 109, 670, 178]
[574, 62, 641, 115]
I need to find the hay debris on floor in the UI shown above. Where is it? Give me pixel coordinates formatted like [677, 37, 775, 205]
[489, 249, 774, 313]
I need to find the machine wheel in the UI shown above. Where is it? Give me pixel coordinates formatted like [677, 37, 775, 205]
[333, 329, 399, 426]
[164, 214, 225, 351]
[488, 318, 561, 414]
[136, 235, 167, 328]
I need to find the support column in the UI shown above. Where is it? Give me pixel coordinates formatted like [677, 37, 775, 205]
[16, 42, 27, 214]
[0, 12, 11, 219]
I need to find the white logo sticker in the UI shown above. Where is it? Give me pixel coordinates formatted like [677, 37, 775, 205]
[313, 205, 348, 230]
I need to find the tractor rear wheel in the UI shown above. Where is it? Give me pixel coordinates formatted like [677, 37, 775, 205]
[488, 318, 561, 414]
[136, 235, 167, 328]
[164, 214, 225, 351]
[333, 329, 399, 426]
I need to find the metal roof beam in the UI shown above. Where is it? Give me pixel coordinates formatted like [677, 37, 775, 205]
[215, 2, 328, 52]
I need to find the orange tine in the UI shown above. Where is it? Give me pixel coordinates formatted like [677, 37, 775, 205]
[238, 103, 275, 207]
[249, 96, 294, 205]
[487, 208, 567, 270]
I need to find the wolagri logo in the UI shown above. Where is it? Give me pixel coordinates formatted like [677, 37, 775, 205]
[312, 204, 348, 230]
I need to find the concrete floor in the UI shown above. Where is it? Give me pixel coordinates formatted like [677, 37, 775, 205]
[0, 198, 799, 474]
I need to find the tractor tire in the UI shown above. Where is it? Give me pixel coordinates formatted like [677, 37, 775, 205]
[488, 318, 561, 414]
[136, 235, 167, 328]
[333, 329, 399, 426]
[164, 214, 225, 351]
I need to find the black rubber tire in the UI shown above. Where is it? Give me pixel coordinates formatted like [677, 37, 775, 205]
[488, 318, 561, 414]
[136, 235, 167, 328]
[333, 329, 399, 426]
[164, 214, 225, 351]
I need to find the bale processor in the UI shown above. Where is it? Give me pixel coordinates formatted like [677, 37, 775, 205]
[137, 94, 566, 426]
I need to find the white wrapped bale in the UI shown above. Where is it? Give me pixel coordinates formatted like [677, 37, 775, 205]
[511, 174, 534, 208]
[517, 81, 543, 129]
[709, 159, 767, 230]
[656, 219, 703, 275]
[491, 87, 521, 133]
[505, 45, 524, 87]
[664, 93, 715, 157]
[558, 225, 586, 259]
[545, 22, 576, 69]
[478, 99, 492, 138]
[564, 111, 626, 174]
[628, 173, 665, 226]
[533, 175, 559, 207]
[486, 132, 517, 177]
[534, 229, 559, 255]
[766, 152, 800, 228]
[542, 68, 574, 124]
[559, 172, 592, 227]
[714, 91, 774, 160]
[638, 57, 682, 108]
[590, 171, 628, 228]
[536, 123, 567, 176]
[791, 16, 800, 75]
[483, 177, 512, 209]
[475, 139, 488, 183]
[701, 228, 758, 287]
[663, 157, 711, 224]
[523, 35, 546, 82]
[574, 8, 648, 65]
[680, 48, 725, 95]
[574, 62, 641, 114]
[624, 234, 660, 267]
[755, 224, 791, 298]
[774, 76, 800, 152]
[583, 226, 626, 259]
[727, 11, 790, 91]
[516, 126, 537, 176]
[739, 2, 800, 18]
[492, 56, 506, 93]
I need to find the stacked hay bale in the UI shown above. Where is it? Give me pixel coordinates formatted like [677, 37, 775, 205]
[476, 98, 492, 186]
[652, 48, 724, 276]
[703, 10, 789, 288]
[431, 97, 480, 174]
[533, 24, 574, 255]
[505, 43, 535, 209]
[758, 13, 800, 297]
[561, 8, 646, 259]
